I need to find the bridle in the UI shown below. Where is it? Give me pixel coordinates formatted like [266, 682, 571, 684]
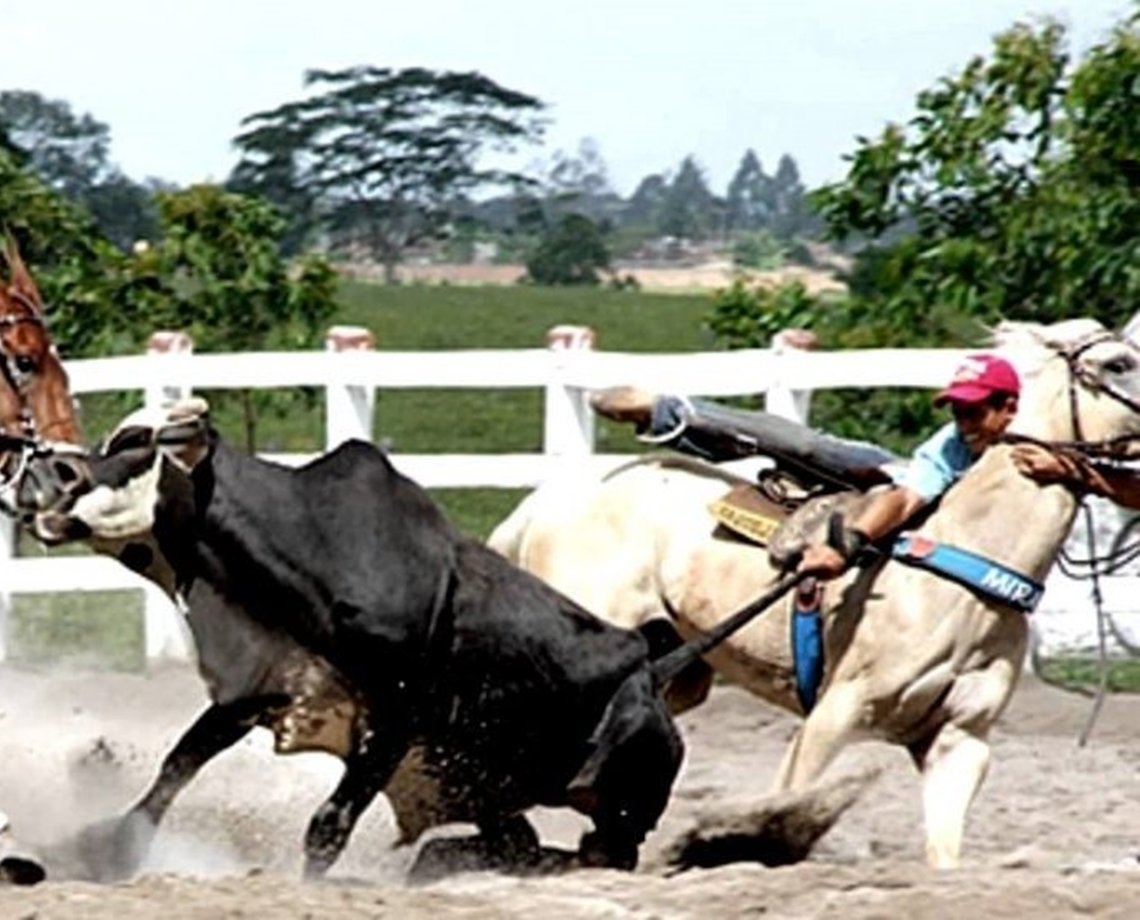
[1058, 330, 1140, 446]
[1021, 329, 1140, 742]
[0, 295, 49, 438]
[0, 289, 64, 502]
[1004, 329, 1140, 459]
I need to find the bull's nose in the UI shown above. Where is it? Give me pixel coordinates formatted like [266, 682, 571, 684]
[50, 454, 93, 491]
[31, 510, 90, 546]
[16, 450, 95, 518]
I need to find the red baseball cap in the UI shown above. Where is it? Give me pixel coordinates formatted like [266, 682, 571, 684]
[933, 354, 1020, 406]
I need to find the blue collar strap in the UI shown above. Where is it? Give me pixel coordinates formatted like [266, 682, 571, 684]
[891, 533, 1044, 613]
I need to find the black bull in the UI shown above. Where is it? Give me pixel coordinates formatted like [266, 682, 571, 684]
[34, 422, 761, 878]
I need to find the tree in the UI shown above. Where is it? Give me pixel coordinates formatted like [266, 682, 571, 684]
[539, 137, 624, 228]
[623, 173, 669, 227]
[546, 137, 612, 200]
[523, 213, 612, 285]
[811, 15, 1140, 334]
[657, 156, 721, 241]
[83, 173, 161, 251]
[725, 149, 772, 234]
[768, 154, 814, 240]
[0, 90, 112, 201]
[131, 185, 338, 449]
[227, 141, 318, 256]
[0, 145, 146, 358]
[0, 90, 161, 252]
[232, 66, 546, 282]
[710, 14, 1140, 451]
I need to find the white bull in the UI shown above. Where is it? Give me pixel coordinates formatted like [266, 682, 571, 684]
[490, 318, 1140, 868]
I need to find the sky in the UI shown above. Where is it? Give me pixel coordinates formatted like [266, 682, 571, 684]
[3, 0, 1134, 197]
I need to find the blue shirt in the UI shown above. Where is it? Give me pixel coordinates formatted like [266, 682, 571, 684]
[890, 421, 974, 502]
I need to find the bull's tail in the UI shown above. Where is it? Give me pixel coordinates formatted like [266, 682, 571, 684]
[649, 572, 804, 687]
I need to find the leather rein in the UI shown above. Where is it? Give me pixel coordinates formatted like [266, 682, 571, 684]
[1003, 330, 1140, 460]
[0, 291, 58, 489]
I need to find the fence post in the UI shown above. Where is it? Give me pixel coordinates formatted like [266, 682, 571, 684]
[145, 330, 194, 411]
[325, 325, 376, 450]
[543, 325, 596, 470]
[764, 328, 817, 424]
[139, 331, 196, 663]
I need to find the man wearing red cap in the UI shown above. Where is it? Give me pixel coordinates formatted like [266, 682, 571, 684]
[798, 353, 1021, 579]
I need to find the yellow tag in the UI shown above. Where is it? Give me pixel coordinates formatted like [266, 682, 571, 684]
[709, 497, 782, 545]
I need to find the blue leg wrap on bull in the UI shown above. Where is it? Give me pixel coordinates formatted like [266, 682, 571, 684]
[791, 579, 825, 714]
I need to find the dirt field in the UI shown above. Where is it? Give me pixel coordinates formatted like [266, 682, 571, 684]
[0, 664, 1137, 918]
[349, 260, 848, 295]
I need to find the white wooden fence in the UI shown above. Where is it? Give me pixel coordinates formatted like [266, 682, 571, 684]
[0, 324, 1133, 662]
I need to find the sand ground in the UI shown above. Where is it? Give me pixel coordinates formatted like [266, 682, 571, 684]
[0, 664, 1137, 918]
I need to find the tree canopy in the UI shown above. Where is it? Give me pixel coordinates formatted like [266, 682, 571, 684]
[657, 156, 719, 240]
[231, 66, 547, 281]
[128, 185, 338, 448]
[710, 11, 1140, 449]
[0, 90, 160, 251]
[0, 90, 112, 200]
[811, 14, 1140, 337]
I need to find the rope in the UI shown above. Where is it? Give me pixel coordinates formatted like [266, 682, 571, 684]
[1075, 501, 1110, 747]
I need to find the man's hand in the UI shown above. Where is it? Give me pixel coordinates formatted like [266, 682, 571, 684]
[1011, 443, 1082, 484]
[797, 543, 849, 580]
[1012, 442, 1140, 509]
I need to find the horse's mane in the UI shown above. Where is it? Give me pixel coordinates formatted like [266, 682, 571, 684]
[986, 318, 1110, 397]
[990, 317, 1107, 358]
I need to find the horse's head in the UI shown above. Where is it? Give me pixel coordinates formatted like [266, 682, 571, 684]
[995, 318, 1140, 450]
[0, 237, 91, 515]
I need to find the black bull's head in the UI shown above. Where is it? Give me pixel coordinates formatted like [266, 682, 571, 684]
[28, 399, 209, 547]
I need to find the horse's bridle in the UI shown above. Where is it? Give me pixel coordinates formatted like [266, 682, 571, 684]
[1005, 329, 1140, 460]
[0, 291, 59, 501]
[1059, 330, 1140, 445]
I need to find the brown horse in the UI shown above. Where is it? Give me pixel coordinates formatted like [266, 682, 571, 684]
[0, 235, 88, 884]
[0, 236, 89, 516]
[0, 238, 81, 439]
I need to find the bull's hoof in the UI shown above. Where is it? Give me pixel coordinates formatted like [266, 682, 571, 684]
[0, 856, 46, 886]
[77, 811, 154, 881]
[408, 818, 575, 884]
[577, 830, 639, 870]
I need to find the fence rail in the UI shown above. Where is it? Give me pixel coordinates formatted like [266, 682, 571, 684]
[0, 327, 1131, 662]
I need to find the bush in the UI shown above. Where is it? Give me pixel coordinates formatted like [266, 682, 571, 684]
[731, 230, 786, 270]
[706, 278, 821, 348]
[523, 213, 611, 286]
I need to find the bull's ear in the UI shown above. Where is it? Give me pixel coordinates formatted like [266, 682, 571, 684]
[156, 397, 211, 472]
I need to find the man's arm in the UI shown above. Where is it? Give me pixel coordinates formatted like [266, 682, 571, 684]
[797, 485, 927, 578]
[848, 486, 928, 540]
[1011, 443, 1140, 510]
